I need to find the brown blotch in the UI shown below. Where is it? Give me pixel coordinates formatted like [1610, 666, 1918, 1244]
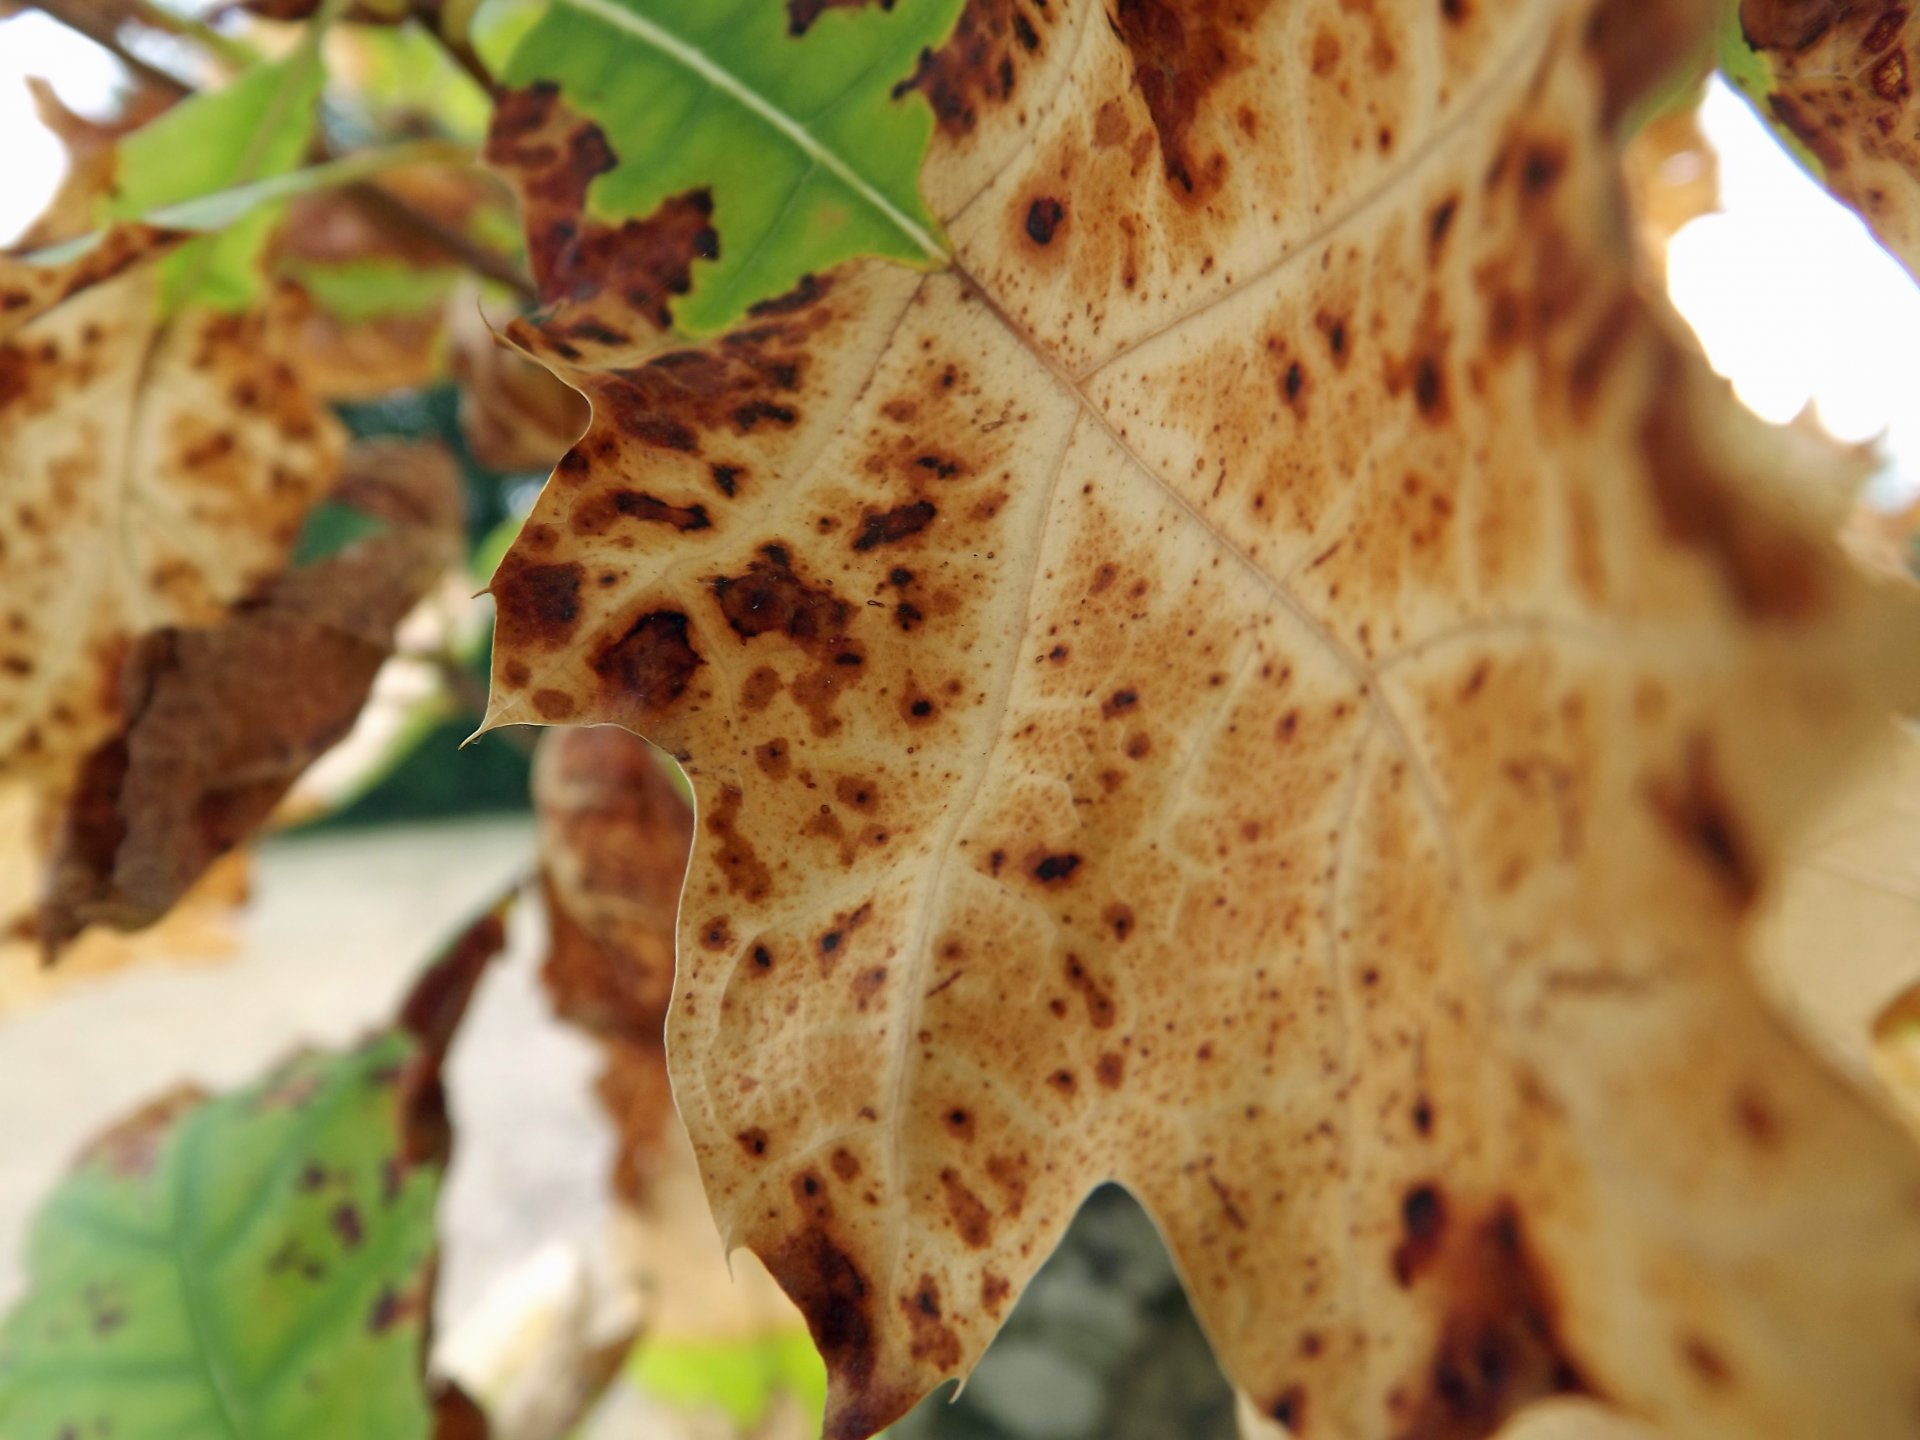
[706, 786, 773, 901]
[569, 489, 711, 535]
[941, 1167, 994, 1246]
[945, 1106, 975, 1140]
[896, 0, 1051, 135]
[1731, 1085, 1781, 1146]
[590, 610, 702, 715]
[1104, 902, 1135, 940]
[1095, 1051, 1126, 1087]
[853, 500, 938, 551]
[816, 901, 873, 971]
[1679, 1333, 1734, 1387]
[1764, 93, 1848, 172]
[494, 560, 583, 646]
[835, 776, 879, 811]
[1110, 0, 1272, 203]
[1064, 953, 1118, 1028]
[1102, 687, 1139, 716]
[831, 1147, 862, 1180]
[1393, 1203, 1589, 1440]
[714, 544, 856, 655]
[760, 1228, 877, 1418]
[1871, 47, 1910, 102]
[1270, 1386, 1307, 1431]
[903, 1276, 963, 1369]
[755, 738, 793, 780]
[487, 85, 716, 322]
[1392, 1183, 1448, 1287]
[1029, 851, 1081, 885]
[1025, 196, 1066, 245]
[1646, 738, 1759, 910]
[981, 1271, 1012, 1314]
[741, 665, 783, 712]
[737, 1127, 771, 1157]
[531, 688, 576, 720]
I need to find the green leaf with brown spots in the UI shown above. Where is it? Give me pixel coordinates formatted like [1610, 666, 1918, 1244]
[488, 0, 964, 338]
[1721, 0, 1920, 275]
[0, 903, 507, 1439]
[481, 1, 1920, 1437]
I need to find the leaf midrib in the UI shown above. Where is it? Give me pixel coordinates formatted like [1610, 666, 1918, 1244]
[550, 0, 948, 262]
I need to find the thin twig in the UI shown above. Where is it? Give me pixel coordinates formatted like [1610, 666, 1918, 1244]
[429, 22, 495, 94]
[350, 178, 536, 302]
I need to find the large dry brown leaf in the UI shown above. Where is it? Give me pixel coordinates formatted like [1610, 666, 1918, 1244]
[534, 723, 693, 1203]
[37, 440, 464, 949]
[483, 3, 1920, 1436]
[1736, 0, 1920, 273]
[0, 238, 342, 781]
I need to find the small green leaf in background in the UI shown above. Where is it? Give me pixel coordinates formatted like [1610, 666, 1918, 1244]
[625, 1328, 826, 1430]
[287, 257, 463, 325]
[108, 49, 327, 312]
[0, 904, 510, 1440]
[498, 0, 964, 334]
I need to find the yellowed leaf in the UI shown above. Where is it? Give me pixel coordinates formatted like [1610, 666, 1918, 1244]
[36, 440, 463, 949]
[0, 237, 342, 782]
[483, 3, 1920, 1436]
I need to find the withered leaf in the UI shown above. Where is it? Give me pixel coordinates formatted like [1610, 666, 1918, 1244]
[534, 724, 693, 1203]
[450, 299, 591, 474]
[0, 236, 342, 782]
[1728, 0, 1920, 274]
[39, 440, 464, 950]
[484, 3, 1920, 1437]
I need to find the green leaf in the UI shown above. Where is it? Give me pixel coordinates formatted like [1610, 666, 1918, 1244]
[0, 906, 509, 1440]
[626, 1329, 826, 1430]
[497, 0, 963, 335]
[108, 49, 327, 312]
[287, 257, 463, 324]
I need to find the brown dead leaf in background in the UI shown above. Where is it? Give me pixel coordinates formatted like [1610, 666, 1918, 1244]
[17, 77, 177, 249]
[37, 440, 463, 950]
[482, 0, 1920, 1435]
[534, 724, 692, 1203]
[450, 300, 590, 474]
[273, 166, 512, 402]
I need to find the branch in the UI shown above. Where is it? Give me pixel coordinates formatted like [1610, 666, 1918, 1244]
[349, 178, 536, 304]
[23, 0, 192, 97]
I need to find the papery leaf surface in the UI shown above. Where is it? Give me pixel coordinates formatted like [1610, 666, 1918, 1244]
[484, 2, 1920, 1436]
